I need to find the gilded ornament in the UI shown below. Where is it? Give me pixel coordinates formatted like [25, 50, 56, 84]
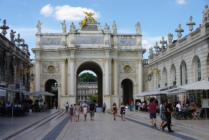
[123, 64, 132, 73]
[81, 11, 97, 27]
[47, 64, 56, 74]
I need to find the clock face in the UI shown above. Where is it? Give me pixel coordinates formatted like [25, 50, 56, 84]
[124, 65, 132, 73]
[47, 65, 56, 73]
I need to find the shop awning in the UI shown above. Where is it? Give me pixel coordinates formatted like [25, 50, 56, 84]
[180, 80, 209, 90]
[30, 91, 55, 97]
[165, 87, 186, 95]
[0, 89, 6, 97]
[137, 88, 168, 97]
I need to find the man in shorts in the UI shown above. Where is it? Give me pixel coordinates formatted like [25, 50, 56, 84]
[148, 98, 157, 128]
[89, 101, 96, 120]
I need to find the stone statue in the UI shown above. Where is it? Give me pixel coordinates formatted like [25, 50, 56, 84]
[149, 47, 153, 59]
[15, 33, 23, 47]
[112, 21, 117, 34]
[168, 33, 173, 45]
[135, 22, 141, 35]
[154, 42, 160, 54]
[160, 36, 167, 50]
[61, 20, 66, 33]
[186, 16, 196, 32]
[0, 19, 9, 36]
[70, 22, 76, 33]
[175, 24, 184, 39]
[104, 23, 110, 33]
[202, 5, 209, 24]
[10, 30, 16, 43]
[36, 20, 41, 34]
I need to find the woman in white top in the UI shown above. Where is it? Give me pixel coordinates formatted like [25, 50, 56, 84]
[83, 105, 88, 121]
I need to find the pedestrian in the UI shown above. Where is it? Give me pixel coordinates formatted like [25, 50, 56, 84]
[83, 104, 88, 121]
[159, 102, 167, 131]
[148, 98, 157, 128]
[69, 105, 74, 122]
[162, 100, 174, 132]
[74, 103, 80, 121]
[138, 101, 142, 111]
[103, 102, 106, 113]
[112, 103, 117, 120]
[89, 101, 96, 121]
[65, 102, 69, 113]
[120, 103, 126, 121]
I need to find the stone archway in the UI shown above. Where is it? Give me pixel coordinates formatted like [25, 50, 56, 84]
[76, 61, 103, 107]
[121, 79, 133, 105]
[45, 79, 58, 109]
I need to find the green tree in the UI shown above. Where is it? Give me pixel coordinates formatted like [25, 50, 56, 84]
[89, 93, 98, 102]
[78, 72, 97, 82]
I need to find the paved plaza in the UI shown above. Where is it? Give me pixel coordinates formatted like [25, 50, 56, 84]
[1, 110, 209, 140]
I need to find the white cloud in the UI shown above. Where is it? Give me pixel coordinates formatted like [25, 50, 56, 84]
[54, 5, 99, 21]
[40, 4, 99, 21]
[40, 4, 54, 17]
[142, 36, 162, 50]
[176, 0, 186, 5]
[142, 36, 163, 58]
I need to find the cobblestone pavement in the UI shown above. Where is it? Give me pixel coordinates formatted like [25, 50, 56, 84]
[56, 112, 206, 140]
[3, 111, 209, 140]
[0, 109, 58, 140]
[126, 110, 209, 139]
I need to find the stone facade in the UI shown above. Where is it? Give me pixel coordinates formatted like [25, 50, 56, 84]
[0, 20, 31, 103]
[33, 6, 209, 109]
[77, 82, 98, 103]
[32, 18, 145, 109]
[145, 5, 209, 103]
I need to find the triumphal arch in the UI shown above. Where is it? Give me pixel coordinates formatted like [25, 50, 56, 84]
[33, 13, 145, 109]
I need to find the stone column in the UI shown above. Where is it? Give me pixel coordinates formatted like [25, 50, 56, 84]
[68, 57, 76, 104]
[105, 58, 111, 96]
[35, 60, 40, 91]
[104, 58, 111, 109]
[138, 59, 143, 94]
[60, 61, 66, 96]
[114, 59, 118, 95]
[112, 59, 119, 106]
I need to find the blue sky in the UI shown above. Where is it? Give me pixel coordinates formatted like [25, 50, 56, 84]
[0, 0, 208, 58]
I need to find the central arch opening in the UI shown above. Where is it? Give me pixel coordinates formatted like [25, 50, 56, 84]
[76, 62, 103, 107]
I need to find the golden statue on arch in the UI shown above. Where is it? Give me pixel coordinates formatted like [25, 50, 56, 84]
[81, 11, 97, 27]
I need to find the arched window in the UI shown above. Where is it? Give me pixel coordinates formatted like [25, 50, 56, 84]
[171, 64, 176, 86]
[162, 68, 167, 87]
[180, 61, 187, 85]
[193, 56, 201, 81]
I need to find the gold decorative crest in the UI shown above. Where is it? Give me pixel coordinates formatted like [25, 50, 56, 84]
[81, 11, 97, 27]
[123, 64, 132, 73]
[47, 64, 56, 74]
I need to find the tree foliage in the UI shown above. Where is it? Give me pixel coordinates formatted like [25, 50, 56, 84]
[89, 93, 98, 102]
[78, 72, 97, 82]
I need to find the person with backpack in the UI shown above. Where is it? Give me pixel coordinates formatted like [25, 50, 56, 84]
[148, 98, 157, 128]
[65, 102, 69, 113]
[69, 105, 74, 122]
[89, 101, 96, 121]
